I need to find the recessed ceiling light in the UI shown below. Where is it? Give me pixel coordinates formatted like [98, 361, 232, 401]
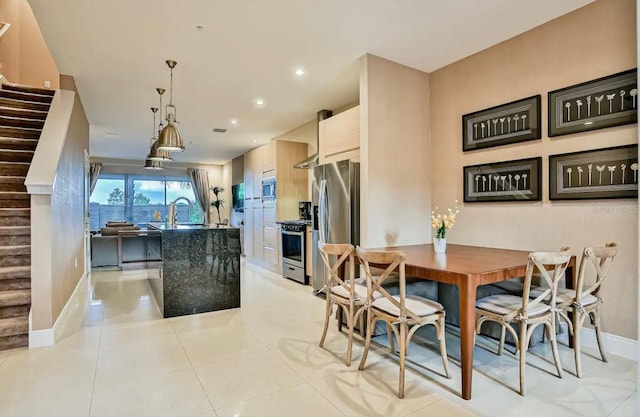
[230, 119, 238, 125]
[252, 140, 257, 143]
[104, 132, 121, 139]
[254, 98, 265, 107]
[295, 68, 305, 76]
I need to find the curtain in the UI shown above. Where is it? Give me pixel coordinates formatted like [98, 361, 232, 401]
[89, 163, 102, 196]
[188, 168, 210, 224]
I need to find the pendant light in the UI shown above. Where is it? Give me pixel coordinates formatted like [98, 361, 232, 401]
[143, 107, 164, 170]
[157, 60, 185, 152]
[147, 89, 173, 162]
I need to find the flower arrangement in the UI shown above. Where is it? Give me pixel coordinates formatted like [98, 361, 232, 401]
[210, 186, 225, 224]
[431, 200, 460, 239]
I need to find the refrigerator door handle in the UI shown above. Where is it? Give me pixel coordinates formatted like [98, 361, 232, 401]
[318, 179, 327, 243]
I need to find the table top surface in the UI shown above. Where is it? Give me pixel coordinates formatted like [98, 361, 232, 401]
[372, 243, 533, 277]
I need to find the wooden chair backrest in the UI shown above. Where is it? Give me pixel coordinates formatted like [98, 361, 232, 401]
[517, 248, 572, 321]
[575, 242, 617, 301]
[356, 246, 423, 322]
[318, 242, 355, 298]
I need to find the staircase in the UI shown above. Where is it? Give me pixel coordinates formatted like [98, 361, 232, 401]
[0, 83, 53, 350]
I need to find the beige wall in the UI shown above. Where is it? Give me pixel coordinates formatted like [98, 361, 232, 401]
[32, 75, 88, 330]
[0, 0, 58, 88]
[430, 0, 637, 339]
[360, 54, 432, 248]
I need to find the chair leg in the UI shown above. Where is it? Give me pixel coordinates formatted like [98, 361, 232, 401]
[346, 306, 355, 367]
[319, 297, 332, 348]
[498, 325, 506, 355]
[518, 321, 527, 396]
[438, 318, 451, 379]
[358, 312, 365, 337]
[337, 305, 344, 332]
[549, 315, 563, 379]
[386, 323, 395, 353]
[398, 322, 407, 399]
[358, 308, 373, 371]
[573, 307, 583, 378]
[593, 308, 607, 364]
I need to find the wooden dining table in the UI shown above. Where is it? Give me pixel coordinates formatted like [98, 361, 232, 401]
[373, 243, 576, 400]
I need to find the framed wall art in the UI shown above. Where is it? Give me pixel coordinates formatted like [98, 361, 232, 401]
[548, 69, 637, 137]
[462, 95, 541, 152]
[549, 144, 638, 200]
[463, 157, 542, 202]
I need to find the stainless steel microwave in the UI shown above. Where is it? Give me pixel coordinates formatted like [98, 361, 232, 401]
[262, 177, 276, 200]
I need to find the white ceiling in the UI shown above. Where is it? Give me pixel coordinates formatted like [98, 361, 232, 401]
[28, 0, 594, 165]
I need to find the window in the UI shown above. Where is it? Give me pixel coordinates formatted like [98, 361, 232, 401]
[89, 174, 203, 230]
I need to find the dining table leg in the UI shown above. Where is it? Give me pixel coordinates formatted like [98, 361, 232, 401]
[458, 280, 478, 400]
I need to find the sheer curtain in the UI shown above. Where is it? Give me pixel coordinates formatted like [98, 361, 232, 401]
[187, 168, 211, 224]
[89, 163, 102, 195]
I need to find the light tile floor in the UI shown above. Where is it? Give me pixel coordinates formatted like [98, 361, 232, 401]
[0, 261, 636, 417]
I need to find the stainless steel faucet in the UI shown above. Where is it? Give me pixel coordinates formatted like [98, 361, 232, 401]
[168, 197, 192, 226]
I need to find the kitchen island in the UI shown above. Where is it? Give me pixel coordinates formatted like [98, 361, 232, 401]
[147, 223, 241, 318]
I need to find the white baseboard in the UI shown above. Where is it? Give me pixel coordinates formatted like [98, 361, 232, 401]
[558, 322, 638, 361]
[28, 311, 54, 348]
[28, 272, 88, 348]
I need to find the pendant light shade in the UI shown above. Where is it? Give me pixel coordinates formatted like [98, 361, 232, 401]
[143, 158, 164, 170]
[148, 96, 173, 162]
[158, 60, 185, 152]
[158, 122, 184, 152]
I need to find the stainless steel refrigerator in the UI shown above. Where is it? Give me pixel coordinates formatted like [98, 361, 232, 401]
[312, 159, 360, 294]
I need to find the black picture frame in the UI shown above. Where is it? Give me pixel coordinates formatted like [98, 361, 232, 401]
[463, 157, 542, 202]
[462, 95, 541, 152]
[548, 69, 638, 137]
[549, 144, 638, 200]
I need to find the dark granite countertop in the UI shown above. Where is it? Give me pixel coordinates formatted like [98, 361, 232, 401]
[147, 222, 239, 231]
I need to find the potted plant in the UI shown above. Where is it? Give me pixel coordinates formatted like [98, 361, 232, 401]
[431, 201, 460, 253]
[210, 186, 225, 225]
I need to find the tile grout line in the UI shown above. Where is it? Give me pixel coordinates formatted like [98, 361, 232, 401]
[605, 390, 637, 417]
[167, 318, 220, 417]
[86, 277, 108, 417]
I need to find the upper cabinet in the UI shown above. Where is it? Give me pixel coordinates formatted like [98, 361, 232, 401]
[262, 141, 276, 175]
[244, 147, 263, 202]
[319, 105, 360, 164]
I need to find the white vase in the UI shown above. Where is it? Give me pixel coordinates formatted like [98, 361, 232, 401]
[433, 237, 447, 253]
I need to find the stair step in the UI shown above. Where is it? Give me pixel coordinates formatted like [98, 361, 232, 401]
[0, 208, 30, 227]
[0, 226, 30, 235]
[0, 127, 41, 140]
[0, 97, 50, 112]
[0, 289, 30, 307]
[0, 266, 30, 280]
[3, 84, 55, 97]
[0, 177, 26, 193]
[0, 107, 47, 121]
[0, 246, 31, 267]
[0, 137, 38, 151]
[0, 192, 29, 200]
[0, 90, 53, 104]
[0, 245, 30, 256]
[0, 278, 29, 291]
[0, 149, 34, 163]
[0, 115, 44, 130]
[0, 316, 28, 337]
[0, 304, 29, 319]
[0, 162, 29, 177]
[0, 334, 27, 350]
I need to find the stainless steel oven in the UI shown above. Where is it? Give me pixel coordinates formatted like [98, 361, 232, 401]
[280, 221, 307, 284]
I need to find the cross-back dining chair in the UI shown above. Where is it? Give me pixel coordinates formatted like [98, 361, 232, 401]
[475, 248, 571, 395]
[356, 246, 450, 399]
[318, 242, 366, 366]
